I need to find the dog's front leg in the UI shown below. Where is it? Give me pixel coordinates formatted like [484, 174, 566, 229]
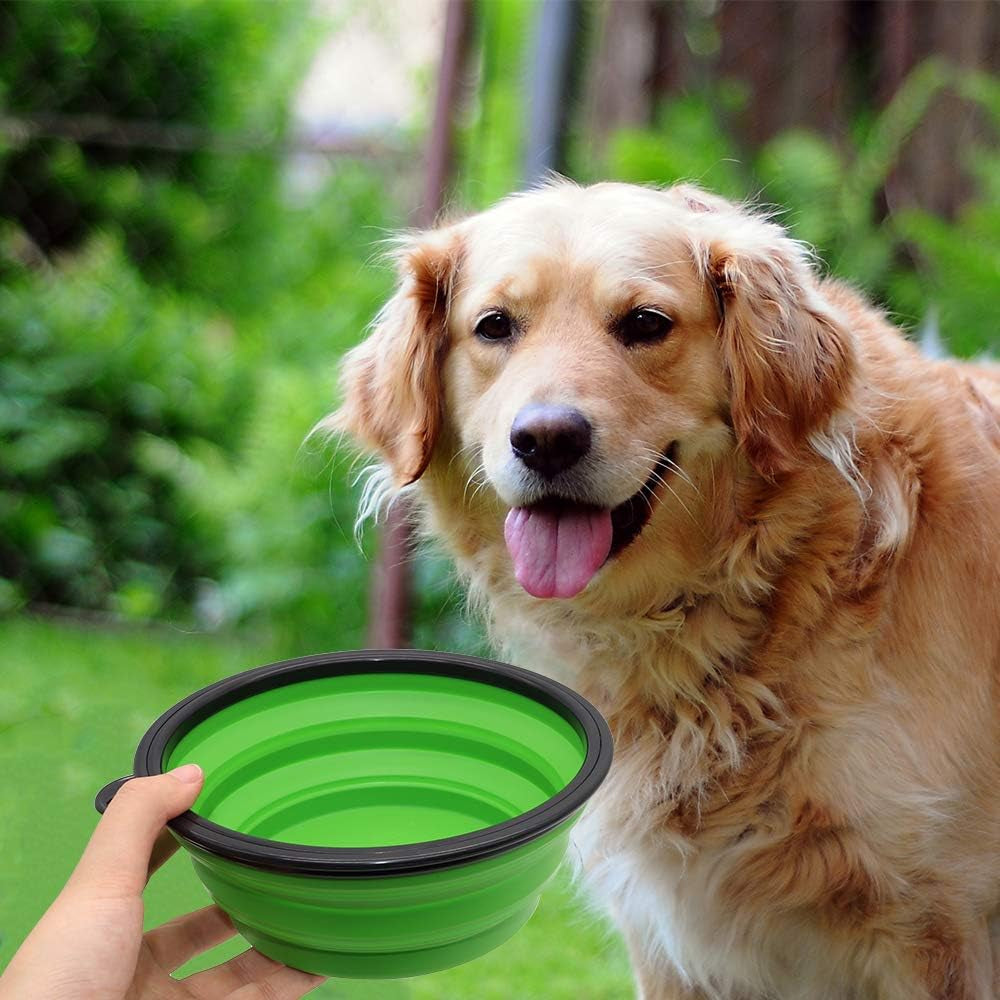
[899, 914, 996, 1000]
[633, 971, 709, 1000]
[622, 925, 709, 1000]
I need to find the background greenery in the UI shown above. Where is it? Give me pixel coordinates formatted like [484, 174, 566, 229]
[1, 0, 998, 995]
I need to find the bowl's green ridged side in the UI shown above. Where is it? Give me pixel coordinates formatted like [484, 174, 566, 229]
[180, 815, 579, 978]
[166, 673, 587, 849]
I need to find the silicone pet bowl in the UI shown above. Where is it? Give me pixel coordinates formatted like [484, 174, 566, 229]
[95, 650, 613, 979]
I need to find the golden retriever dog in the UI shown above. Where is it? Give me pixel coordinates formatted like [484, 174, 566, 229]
[327, 181, 1000, 999]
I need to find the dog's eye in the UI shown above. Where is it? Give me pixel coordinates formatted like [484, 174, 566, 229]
[617, 307, 673, 346]
[474, 309, 514, 342]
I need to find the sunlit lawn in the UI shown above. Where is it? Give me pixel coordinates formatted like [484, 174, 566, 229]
[0, 616, 632, 998]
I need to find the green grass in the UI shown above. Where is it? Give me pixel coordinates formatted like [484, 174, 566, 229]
[0, 615, 632, 998]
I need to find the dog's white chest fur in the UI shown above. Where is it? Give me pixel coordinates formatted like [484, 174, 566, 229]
[571, 805, 880, 1000]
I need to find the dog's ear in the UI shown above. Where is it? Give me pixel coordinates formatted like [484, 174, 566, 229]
[333, 230, 461, 487]
[707, 230, 856, 479]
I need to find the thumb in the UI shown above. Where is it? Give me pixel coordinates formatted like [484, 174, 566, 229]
[69, 765, 203, 897]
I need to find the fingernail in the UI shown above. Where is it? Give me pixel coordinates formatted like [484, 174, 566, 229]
[168, 763, 203, 784]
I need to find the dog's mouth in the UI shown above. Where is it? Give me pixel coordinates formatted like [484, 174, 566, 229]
[503, 443, 678, 600]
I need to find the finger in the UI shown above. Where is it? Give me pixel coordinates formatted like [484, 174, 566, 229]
[144, 905, 236, 973]
[69, 764, 203, 896]
[185, 948, 284, 997]
[227, 964, 327, 1000]
[147, 827, 181, 879]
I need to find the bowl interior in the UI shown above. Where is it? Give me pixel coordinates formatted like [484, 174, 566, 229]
[165, 671, 587, 849]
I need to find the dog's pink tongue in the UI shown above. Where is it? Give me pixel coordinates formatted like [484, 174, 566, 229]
[504, 506, 612, 599]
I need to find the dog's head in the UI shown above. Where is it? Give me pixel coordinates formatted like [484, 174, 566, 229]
[332, 182, 855, 601]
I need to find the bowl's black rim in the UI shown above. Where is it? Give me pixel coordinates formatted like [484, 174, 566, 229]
[101, 649, 613, 878]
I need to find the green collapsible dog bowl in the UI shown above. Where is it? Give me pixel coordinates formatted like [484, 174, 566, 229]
[95, 650, 613, 979]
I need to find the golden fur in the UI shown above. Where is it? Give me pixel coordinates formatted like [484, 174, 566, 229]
[329, 181, 1000, 999]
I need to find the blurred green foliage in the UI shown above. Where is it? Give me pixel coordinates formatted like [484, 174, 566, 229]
[0, 0, 312, 300]
[604, 87, 751, 200]
[0, 238, 245, 615]
[0, 0, 485, 649]
[0, 0, 409, 641]
[887, 70, 1000, 357]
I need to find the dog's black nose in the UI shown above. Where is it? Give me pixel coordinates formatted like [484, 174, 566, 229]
[510, 404, 592, 479]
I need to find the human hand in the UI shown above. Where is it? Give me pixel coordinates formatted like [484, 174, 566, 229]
[0, 764, 326, 999]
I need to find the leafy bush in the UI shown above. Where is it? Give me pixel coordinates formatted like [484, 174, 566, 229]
[0, 238, 247, 615]
[604, 88, 750, 199]
[889, 121, 1000, 357]
[0, 153, 425, 631]
[0, 0, 314, 302]
[889, 191, 1000, 356]
[0, 1, 443, 640]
